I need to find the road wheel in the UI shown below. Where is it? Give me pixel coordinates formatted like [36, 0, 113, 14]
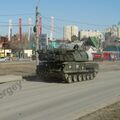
[89, 73, 94, 80]
[64, 74, 68, 80]
[86, 74, 90, 80]
[78, 74, 82, 82]
[73, 75, 77, 82]
[67, 75, 72, 83]
[82, 74, 86, 81]
[93, 72, 97, 77]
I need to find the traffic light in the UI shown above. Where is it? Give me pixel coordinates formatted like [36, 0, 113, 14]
[33, 26, 36, 33]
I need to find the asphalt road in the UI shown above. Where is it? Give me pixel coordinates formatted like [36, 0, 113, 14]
[0, 70, 120, 120]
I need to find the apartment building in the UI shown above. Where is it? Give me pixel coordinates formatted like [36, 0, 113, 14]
[79, 30, 102, 40]
[63, 25, 78, 41]
[106, 25, 120, 38]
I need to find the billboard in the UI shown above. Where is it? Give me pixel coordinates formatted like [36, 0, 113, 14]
[39, 34, 48, 49]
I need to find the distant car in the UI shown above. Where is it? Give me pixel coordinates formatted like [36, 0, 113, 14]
[92, 53, 103, 61]
[0, 57, 9, 62]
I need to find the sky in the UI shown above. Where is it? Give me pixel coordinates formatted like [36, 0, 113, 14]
[0, 0, 120, 38]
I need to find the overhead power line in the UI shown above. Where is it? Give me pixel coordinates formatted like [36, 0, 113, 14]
[0, 13, 34, 17]
[42, 15, 110, 27]
[0, 24, 34, 27]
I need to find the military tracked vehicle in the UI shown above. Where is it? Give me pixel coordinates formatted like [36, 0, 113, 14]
[36, 42, 99, 83]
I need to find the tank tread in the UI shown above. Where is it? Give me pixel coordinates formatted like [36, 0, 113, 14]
[64, 72, 97, 83]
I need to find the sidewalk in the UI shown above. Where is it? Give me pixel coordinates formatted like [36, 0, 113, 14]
[0, 75, 23, 83]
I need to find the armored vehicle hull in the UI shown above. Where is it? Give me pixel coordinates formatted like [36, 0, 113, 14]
[36, 61, 99, 83]
[37, 43, 99, 83]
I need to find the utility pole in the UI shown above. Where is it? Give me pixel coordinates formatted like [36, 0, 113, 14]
[19, 18, 23, 58]
[3, 39, 6, 57]
[35, 6, 39, 66]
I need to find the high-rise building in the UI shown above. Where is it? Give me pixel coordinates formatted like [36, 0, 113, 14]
[63, 26, 71, 41]
[63, 25, 78, 41]
[106, 25, 120, 38]
[79, 30, 102, 40]
[117, 27, 120, 38]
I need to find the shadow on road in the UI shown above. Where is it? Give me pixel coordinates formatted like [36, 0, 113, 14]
[23, 75, 64, 84]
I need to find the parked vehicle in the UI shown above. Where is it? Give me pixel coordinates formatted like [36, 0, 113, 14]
[0, 57, 9, 62]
